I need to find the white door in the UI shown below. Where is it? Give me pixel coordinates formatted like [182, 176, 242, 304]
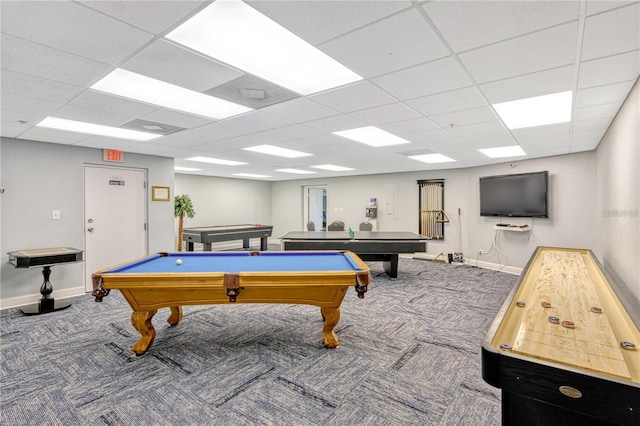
[84, 165, 147, 291]
[304, 185, 326, 231]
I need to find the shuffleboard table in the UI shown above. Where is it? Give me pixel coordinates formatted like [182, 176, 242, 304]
[183, 224, 273, 251]
[482, 247, 639, 425]
[280, 231, 427, 278]
[92, 251, 371, 355]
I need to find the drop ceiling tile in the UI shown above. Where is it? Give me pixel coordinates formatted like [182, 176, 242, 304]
[406, 87, 488, 116]
[512, 123, 572, 143]
[299, 114, 367, 133]
[57, 91, 160, 126]
[80, 1, 206, 35]
[575, 80, 636, 107]
[1, 93, 63, 116]
[378, 117, 440, 135]
[265, 124, 326, 141]
[0, 120, 28, 138]
[574, 102, 622, 121]
[424, 0, 579, 53]
[0, 1, 153, 65]
[348, 103, 421, 125]
[586, 1, 638, 15]
[247, 0, 411, 45]
[223, 110, 295, 133]
[459, 132, 518, 149]
[155, 121, 250, 147]
[372, 57, 472, 100]
[1, 34, 111, 87]
[578, 50, 640, 88]
[1, 107, 49, 128]
[459, 22, 579, 84]
[75, 135, 147, 149]
[140, 109, 213, 129]
[320, 8, 449, 78]
[402, 128, 460, 144]
[18, 126, 91, 144]
[479, 65, 576, 104]
[261, 98, 339, 123]
[446, 120, 508, 137]
[581, 3, 640, 61]
[122, 40, 244, 92]
[572, 117, 612, 133]
[427, 106, 496, 128]
[1, 70, 85, 105]
[311, 81, 396, 113]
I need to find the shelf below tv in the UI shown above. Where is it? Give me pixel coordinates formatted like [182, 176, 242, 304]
[494, 225, 530, 232]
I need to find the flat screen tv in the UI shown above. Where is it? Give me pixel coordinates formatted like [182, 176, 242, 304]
[479, 171, 549, 218]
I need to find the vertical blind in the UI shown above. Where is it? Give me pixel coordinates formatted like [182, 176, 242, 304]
[418, 179, 448, 240]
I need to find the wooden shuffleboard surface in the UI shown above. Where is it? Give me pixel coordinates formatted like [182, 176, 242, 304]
[493, 247, 639, 381]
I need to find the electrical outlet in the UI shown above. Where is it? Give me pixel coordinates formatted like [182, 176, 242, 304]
[478, 249, 483, 255]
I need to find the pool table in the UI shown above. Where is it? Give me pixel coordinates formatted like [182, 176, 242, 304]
[92, 251, 371, 355]
[183, 224, 273, 251]
[482, 247, 639, 425]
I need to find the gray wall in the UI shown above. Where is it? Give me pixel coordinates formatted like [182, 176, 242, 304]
[270, 152, 596, 270]
[1, 138, 175, 301]
[174, 173, 272, 249]
[595, 79, 639, 306]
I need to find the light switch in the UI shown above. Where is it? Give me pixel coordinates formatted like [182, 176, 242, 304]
[52, 210, 60, 220]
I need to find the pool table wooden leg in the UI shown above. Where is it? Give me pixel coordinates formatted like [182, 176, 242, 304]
[130, 309, 157, 355]
[320, 307, 341, 348]
[167, 306, 183, 325]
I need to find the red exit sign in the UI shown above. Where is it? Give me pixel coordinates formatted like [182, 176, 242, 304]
[103, 149, 124, 162]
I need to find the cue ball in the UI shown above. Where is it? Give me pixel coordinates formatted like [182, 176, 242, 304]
[176, 259, 182, 265]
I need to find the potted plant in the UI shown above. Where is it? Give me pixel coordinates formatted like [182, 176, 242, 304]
[174, 194, 195, 251]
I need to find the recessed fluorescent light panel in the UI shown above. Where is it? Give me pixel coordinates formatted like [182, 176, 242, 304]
[233, 173, 272, 178]
[36, 117, 160, 141]
[311, 164, 355, 171]
[409, 154, 455, 164]
[91, 68, 252, 120]
[493, 91, 572, 129]
[333, 126, 411, 147]
[174, 166, 202, 171]
[165, 1, 362, 95]
[479, 146, 526, 158]
[243, 145, 312, 158]
[275, 168, 317, 174]
[185, 156, 247, 166]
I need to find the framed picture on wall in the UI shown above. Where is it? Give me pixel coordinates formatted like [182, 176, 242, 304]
[152, 186, 170, 201]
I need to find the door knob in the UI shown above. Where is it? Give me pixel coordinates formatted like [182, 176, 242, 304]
[87, 227, 94, 232]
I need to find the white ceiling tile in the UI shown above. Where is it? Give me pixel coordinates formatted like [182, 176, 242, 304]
[512, 123, 572, 143]
[18, 126, 91, 144]
[428, 106, 497, 128]
[1, 34, 111, 87]
[75, 135, 147, 149]
[372, 57, 472, 100]
[406, 87, 488, 116]
[586, 1, 638, 15]
[155, 121, 251, 147]
[0, 120, 28, 138]
[223, 110, 295, 133]
[572, 117, 612, 133]
[578, 50, 640, 88]
[459, 132, 518, 149]
[80, 1, 206, 35]
[378, 117, 440, 135]
[459, 22, 579, 84]
[1, 70, 85, 105]
[575, 80, 636, 107]
[446, 121, 508, 137]
[261, 98, 339, 123]
[57, 91, 160, 126]
[479, 66, 576, 104]
[311, 81, 396, 113]
[424, 1, 580, 52]
[348, 103, 421, 125]
[265, 124, 326, 141]
[247, 0, 412, 45]
[574, 102, 622, 121]
[320, 8, 449, 78]
[0, 1, 153, 65]
[301, 115, 367, 133]
[122, 40, 244, 92]
[1, 107, 49, 128]
[140, 109, 213, 129]
[581, 3, 640, 61]
[1, 93, 63, 117]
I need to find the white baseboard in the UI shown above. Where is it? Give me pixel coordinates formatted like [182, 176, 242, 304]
[412, 252, 522, 275]
[0, 286, 86, 311]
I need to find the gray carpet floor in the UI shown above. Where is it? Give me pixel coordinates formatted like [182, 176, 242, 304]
[1, 252, 517, 425]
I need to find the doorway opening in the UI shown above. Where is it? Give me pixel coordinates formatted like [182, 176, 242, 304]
[303, 185, 327, 231]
